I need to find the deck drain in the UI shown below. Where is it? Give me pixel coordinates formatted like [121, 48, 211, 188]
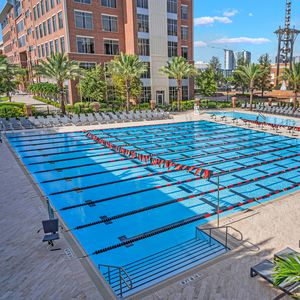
[118, 236, 133, 247]
[180, 272, 202, 285]
[64, 248, 74, 260]
[100, 216, 112, 225]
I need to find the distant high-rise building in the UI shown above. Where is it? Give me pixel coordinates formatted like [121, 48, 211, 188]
[224, 50, 235, 70]
[293, 56, 300, 63]
[235, 50, 251, 67]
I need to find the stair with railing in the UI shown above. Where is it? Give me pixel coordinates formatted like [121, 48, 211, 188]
[98, 226, 243, 298]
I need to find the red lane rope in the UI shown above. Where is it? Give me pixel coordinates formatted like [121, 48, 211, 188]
[241, 118, 300, 131]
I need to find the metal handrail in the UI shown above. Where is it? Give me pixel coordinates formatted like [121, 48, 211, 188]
[98, 264, 133, 298]
[196, 225, 243, 250]
[258, 113, 266, 120]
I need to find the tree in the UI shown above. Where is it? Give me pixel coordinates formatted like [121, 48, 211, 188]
[15, 67, 29, 91]
[160, 56, 195, 110]
[108, 53, 147, 112]
[208, 56, 223, 83]
[234, 55, 248, 94]
[35, 53, 82, 114]
[257, 54, 272, 97]
[77, 65, 107, 102]
[234, 64, 264, 110]
[282, 62, 300, 108]
[0, 56, 17, 101]
[273, 255, 300, 299]
[195, 69, 217, 97]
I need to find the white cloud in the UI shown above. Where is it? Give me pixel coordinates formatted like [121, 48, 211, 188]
[194, 41, 207, 47]
[211, 37, 271, 45]
[249, 12, 253, 17]
[223, 9, 238, 17]
[194, 16, 232, 26]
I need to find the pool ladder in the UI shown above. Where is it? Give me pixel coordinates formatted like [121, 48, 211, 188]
[195, 225, 243, 250]
[98, 264, 133, 298]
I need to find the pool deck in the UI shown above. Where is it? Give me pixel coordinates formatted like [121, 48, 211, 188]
[0, 109, 299, 300]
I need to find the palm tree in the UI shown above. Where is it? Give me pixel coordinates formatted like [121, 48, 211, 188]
[283, 63, 300, 108]
[108, 53, 147, 112]
[273, 255, 300, 298]
[35, 53, 81, 114]
[160, 56, 195, 110]
[0, 56, 17, 101]
[234, 64, 265, 111]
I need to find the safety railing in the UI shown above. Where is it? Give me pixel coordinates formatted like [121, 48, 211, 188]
[98, 264, 133, 298]
[196, 225, 243, 250]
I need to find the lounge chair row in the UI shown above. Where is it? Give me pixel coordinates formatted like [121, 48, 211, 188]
[254, 105, 300, 118]
[0, 110, 172, 130]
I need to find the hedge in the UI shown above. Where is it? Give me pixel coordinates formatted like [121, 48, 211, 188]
[0, 102, 26, 118]
[33, 96, 60, 108]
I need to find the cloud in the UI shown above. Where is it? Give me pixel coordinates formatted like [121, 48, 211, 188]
[211, 37, 271, 45]
[249, 12, 253, 17]
[194, 16, 232, 26]
[194, 41, 207, 47]
[223, 9, 238, 17]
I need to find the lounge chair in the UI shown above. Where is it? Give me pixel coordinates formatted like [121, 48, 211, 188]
[71, 115, 83, 126]
[59, 115, 73, 126]
[20, 117, 34, 129]
[86, 113, 98, 125]
[94, 113, 105, 124]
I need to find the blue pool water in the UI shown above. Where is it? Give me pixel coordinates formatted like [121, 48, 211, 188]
[209, 111, 300, 126]
[6, 121, 300, 295]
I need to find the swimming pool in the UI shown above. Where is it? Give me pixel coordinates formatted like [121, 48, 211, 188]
[209, 111, 300, 126]
[6, 120, 300, 297]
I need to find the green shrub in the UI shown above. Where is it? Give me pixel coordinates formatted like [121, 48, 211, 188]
[0, 102, 26, 118]
[33, 96, 60, 108]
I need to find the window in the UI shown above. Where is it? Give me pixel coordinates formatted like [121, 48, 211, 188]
[25, 10, 30, 18]
[181, 26, 188, 40]
[57, 0, 60, 4]
[27, 28, 32, 36]
[74, 0, 91, 3]
[167, 19, 177, 36]
[45, 42, 49, 56]
[43, 21, 47, 35]
[75, 11, 93, 29]
[45, 0, 49, 12]
[18, 35, 26, 48]
[101, 0, 116, 8]
[39, 24, 43, 38]
[141, 62, 150, 78]
[169, 86, 178, 102]
[138, 38, 149, 56]
[50, 40, 54, 53]
[50, 0, 54, 9]
[37, 45, 41, 57]
[16, 20, 24, 33]
[41, 44, 45, 56]
[79, 62, 96, 69]
[168, 41, 177, 57]
[35, 26, 39, 39]
[33, 7, 37, 20]
[104, 39, 119, 55]
[60, 36, 65, 53]
[54, 39, 59, 52]
[77, 36, 95, 53]
[102, 15, 118, 32]
[41, 0, 45, 15]
[37, 3, 41, 18]
[136, 0, 148, 9]
[167, 0, 177, 14]
[58, 11, 63, 29]
[181, 46, 188, 59]
[137, 14, 149, 33]
[140, 86, 151, 103]
[181, 5, 188, 20]
[52, 15, 57, 32]
[47, 19, 52, 34]
[182, 85, 188, 100]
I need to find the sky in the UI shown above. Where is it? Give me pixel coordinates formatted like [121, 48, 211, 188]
[0, 0, 299, 66]
[194, 0, 300, 66]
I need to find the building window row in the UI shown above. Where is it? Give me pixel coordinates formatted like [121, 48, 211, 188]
[136, 0, 148, 9]
[137, 14, 149, 33]
[34, 12, 62, 40]
[101, 0, 116, 8]
[76, 36, 119, 55]
[140, 86, 151, 103]
[141, 62, 150, 78]
[167, 19, 177, 36]
[167, 0, 177, 14]
[37, 36, 65, 58]
[138, 38, 149, 56]
[18, 35, 26, 48]
[33, 0, 61, 21]
[16, 20, 25, 33]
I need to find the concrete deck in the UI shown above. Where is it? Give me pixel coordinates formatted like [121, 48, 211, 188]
[0, 110, 299, 300]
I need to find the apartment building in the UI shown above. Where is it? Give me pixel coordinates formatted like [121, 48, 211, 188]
[0, 0, 193, 105]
